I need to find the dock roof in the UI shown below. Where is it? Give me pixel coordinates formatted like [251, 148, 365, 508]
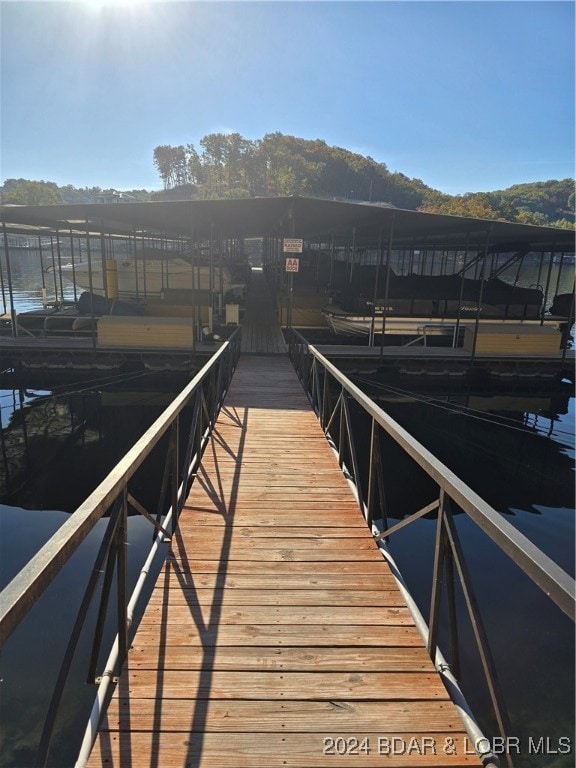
[1, 195, 574, 251]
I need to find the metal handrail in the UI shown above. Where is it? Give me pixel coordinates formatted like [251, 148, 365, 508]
[288, 329, 574, 619]
[288, 328, 574, 768]
[0, 331, 240, 644]
[0, 329, 241, 766]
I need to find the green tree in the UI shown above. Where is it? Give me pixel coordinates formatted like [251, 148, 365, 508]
[548, 218, 575, 230]
[172, 146, 189, 187]
[186, 144, 203, 185]
[150, 132, 574, 226]
[1, 179, 62, 205]
[199, 133, 229, 196]
[515, 209, 548, 226]
[419, 192, 500, 219]
[153, 145, 176, 189]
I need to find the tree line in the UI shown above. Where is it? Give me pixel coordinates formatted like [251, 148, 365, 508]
[1, 131, 574, 228]
[152, 132, 429, 211]
[152, 132, 574, 228]
[0, 179, 150, 206]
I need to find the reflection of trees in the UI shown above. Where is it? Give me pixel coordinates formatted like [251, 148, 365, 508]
[1, 394, 100, 506]
[0, 390, 184, 512]
[372, 393, 574, 516]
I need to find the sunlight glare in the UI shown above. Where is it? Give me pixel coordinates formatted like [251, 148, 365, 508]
[80, 0, 158, 23]
[83, 0, 149, 13]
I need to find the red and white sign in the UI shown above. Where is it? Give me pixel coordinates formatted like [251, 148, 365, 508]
[285, 257, 300, 273]
[283, 238, 303, 253]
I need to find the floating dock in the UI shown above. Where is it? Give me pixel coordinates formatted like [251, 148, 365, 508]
[1, 273, 573, 384]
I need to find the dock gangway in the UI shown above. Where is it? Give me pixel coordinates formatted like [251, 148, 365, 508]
[0, 326, 573, 768]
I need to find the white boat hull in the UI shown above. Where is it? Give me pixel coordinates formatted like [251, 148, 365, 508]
[322, 307, 563, 337]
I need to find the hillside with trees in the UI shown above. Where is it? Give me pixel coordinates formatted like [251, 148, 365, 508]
[0, 179, 150, 206]
[2, 132, 574, 228]
[152, 132, 431, 211]
[420, 179, 575, 228]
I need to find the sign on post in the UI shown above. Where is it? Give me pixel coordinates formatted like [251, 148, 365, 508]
[283, 238, 303, 253]
[283, 239, 301, 328]
[285, 257, 299, 273]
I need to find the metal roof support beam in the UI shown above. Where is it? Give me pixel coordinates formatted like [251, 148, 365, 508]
[379, 212, 396, 359]
[540, 242, 556, 326]
[369, 228, 383, 347]
[453, 232, 471, 348]
[1, 223, 18, 337]
[99, 222, 109, 300]
[132, 228, 140, 302]
[328, 233, 335, 292]
[190, 224, 197, 352]
[48, 236, 59, 303]
[68, 229, 78, 304]
[38, 234, 47, 305]
[348, 226, 356, 283]
[469, 226, 493, 364]
[55, 229, 65, 302]
[85, 219, 97, 354]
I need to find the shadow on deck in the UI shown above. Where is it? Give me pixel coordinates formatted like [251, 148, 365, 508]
[86, 357, 481, 768]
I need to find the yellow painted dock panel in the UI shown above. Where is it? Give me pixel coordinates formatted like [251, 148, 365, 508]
[97, 315, 195, 348]
[463, 323, 562, 354]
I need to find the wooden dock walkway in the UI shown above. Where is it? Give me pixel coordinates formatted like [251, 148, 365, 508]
[241, 268, 287, 354]
[86, 356, 481, 767]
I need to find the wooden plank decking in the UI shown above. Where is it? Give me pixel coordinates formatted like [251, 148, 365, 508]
[241, 268, 287, 354]
[86, 356, 481, 767]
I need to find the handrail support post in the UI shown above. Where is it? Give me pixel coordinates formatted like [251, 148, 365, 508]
[116, 486, 129, 670]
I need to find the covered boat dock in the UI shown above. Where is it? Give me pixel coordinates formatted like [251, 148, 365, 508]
[0, 197, 574, 377]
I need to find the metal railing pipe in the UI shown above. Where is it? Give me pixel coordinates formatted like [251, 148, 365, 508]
[76, 323, 240, 768]
[377, 541, 500, 768]
[0, 330, 240, 645]
[74, 500, 176, 768]
[287, 327, 574, 766]
[289, 332, 574, 620]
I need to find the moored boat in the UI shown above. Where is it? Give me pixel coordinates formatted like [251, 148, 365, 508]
[322, 269, 571, 338]
[59, 249, 247, 300]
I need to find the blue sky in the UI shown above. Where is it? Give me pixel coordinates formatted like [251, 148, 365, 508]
[1, 0, 574, 195]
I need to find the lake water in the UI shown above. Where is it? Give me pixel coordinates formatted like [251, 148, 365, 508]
[0, 252, 574, 767]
